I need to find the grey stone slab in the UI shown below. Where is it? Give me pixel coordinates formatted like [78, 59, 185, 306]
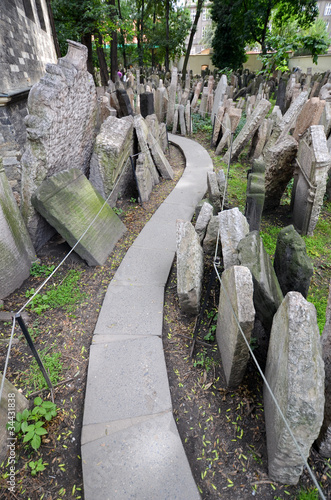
[114, 246, 175, 286]
[82, 411, 201, 500]
[93, 282, 164, 336]
[83, 336, 172, 426]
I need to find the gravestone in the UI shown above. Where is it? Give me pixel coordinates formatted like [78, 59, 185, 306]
[136, 152, 153, 202]
[185, 102, 191, 135]
[249, 119, 269, 160]
[264, 292, 324, 485]
[238, 231, 283, 330]
[319, 101, 331, 138]
[211, 75, 227, 122]
[32, 169, 126, 266]
[216, 265, 255, 388]
[219, 208, 249, 269]
[202, 215, 220, 255]
[212, 106, 225, 147]
[166, 67, 178, 128]
[140, 92, 154, 118]
[0, 159, 36, 300]
[155, 86, 167, 123]
[134, 115, 160, 186]
[89, 115, 134, 203]
[178, 104, 186, 136]
[195, 201, 213, 242]
[273, 225, 313, 298]
[264, 136, 298, 211]
[292, 98, 325, 141]
[291, 125, 331, 235]
[245, 158, 265, 231]
[223, 99, 271, 163]
[199, 88, 208, 119]
[21, 40, 97, 249]
[191, 80, 203, 111]
[276, 79, 287, 114]
[176, 220, 204, 315]
[207, 171, 221, 213]
[316, 280, 331, 457]
[172, 106, 179, 134]
[116, 89, 134, 117]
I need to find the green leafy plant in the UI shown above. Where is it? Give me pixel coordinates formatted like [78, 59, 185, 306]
[295, 487, 318, 500]
[193, 349, 216, 372]
[28, 458, 48, 476]
[192, 113, 213, 135]
[30, 262, 55, 277]
[9, 397, 57, 451]
[25, 269, 85, 315]
[113, 207, 123, 216]
[130, 197, 137, 204]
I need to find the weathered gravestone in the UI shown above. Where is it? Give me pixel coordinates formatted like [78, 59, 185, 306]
[207, 171, 221, 213]
[89, 115, 134, 204]
[32, 169, 126, 266]
[273, 225, 313, 298]
[291, 125, 331, 235]
[176, 220, 204, 315]
[155, 86, 167, 123]
[203, 215, 220, 255]
[21, 40, 97, 250]
[264, 292, 324, 484]
[292, 97, 325, 141]
[140, 92, 155, 118]
[245, 157, 265, 231]
[0, 159, 36, 300]
[319, 101, 331, 139]
[238, 231, 283, 330]
[263, 136, 298, 211]
[133, 115, 160, 186]
[316, 280, 331, 457]
[166, 67, 178, 128]
[211, 74, 227, 123]
[219, 208, 249, 269]
[135, 152, 154, 203]
[116, 89, 134, 117]
[223, 99, 271, 163]
[0, 374, 29, 464]
[195, 201, 213, 242]
[216, 265, 255, 388]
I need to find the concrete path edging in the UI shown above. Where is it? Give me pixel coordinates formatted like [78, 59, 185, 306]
[81, 134, 213, 499]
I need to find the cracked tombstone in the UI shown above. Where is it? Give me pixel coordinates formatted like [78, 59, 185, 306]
[219, 208, 249, 269]
[176, 220, 204, 315]
[264, 292, 324, 485]
[216, 265, 255, 388]
[238, 231, 283, 331]
[273, 225, 313, 298]
[32, 169, 127, 266]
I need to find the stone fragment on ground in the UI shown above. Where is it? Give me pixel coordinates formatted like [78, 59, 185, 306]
[32, 169, 126, 266]
[273, 225, 313, 298]
[238, 231, 283, 330]
[202, 215, 220, 255]
[0, 159, 36, 300]
[219, 208, 249, 269]
[264, 292, 325, 485]
[195, 201, 213, 243]
[216, 265, 255, 388]
[176, 220, 203, 315]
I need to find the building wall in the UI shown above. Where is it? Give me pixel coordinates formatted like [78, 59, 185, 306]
[0, 0, 57, 202]
[181, 0, 212, 55]
[317, 1, 331, 36]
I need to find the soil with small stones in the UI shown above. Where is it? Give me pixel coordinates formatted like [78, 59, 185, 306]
[0, 138, 330, 500]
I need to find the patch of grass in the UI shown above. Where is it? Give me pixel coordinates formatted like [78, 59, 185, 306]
[26, 269, 85, 315]
[192, 113, 213, 135]
[233, 113, 247, 140]
[260, 226, 282, 258]
[307, 288, 328, 334]
[295, 487, 319, 500]
[30, 263, 55, 277]
[26, 347, 63, 393]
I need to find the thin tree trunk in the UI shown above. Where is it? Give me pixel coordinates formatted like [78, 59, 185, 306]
[151, 2, 156, 69]
[109, 0, 118, 81]
[165, 0, 170, 72]
[97, 32, 109, 86]
[138, 0, 145, 67]
[117, 0, 127, 68]
[81, 32, 95, 79]
[181, 0, 204, 83]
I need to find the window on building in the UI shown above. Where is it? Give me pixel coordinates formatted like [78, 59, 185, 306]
[22, 0, 35, 22]
[325, 2, 331, 15]
[202, 25, 207, 37]
[35, 0, 46, 31]
[191, 9, 196, 21]
[202, 8, 206, 20]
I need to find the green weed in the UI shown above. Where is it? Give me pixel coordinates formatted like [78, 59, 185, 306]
[30, 263, 55, 277]
[28, 458, 48, 476]
[26, 347, 63, 393]
[260, 226, 282, 258]
[192, 113, 213, 134]
[295, 487, 319, 500]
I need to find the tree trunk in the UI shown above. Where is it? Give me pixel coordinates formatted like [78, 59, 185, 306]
[81, 32, 95, 79]
[109, 0, 118, 81]
[97, 32, 109, 86]
[165, 0, 170, 72]
[181, 0, 204, 83]
[151, 2, 156, 69]
[117, 0, 127, 68]
[138, 0, 145, 67]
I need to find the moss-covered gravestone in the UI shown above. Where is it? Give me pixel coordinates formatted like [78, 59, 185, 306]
[32, 169, 126, 266]
[0, 159, 36, 300]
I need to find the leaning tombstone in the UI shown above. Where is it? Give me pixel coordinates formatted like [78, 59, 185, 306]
[176, 220, 204, 315]
[140, 92, 155, 118]
[216, 266, 255, 388]
[116, 89, 134, 117]
[134, 114, 160, 186]
[238, 231, 283, 331]
[203, 215, 220, 255]
[0, 159, 36, 300]
[207, 171, 221, 213]
[135, 152, 154, 203]
[211, 74, 227, 122]
[32, 169, 127, 266]
[292, 97, 325, 141]
[316, 280, 331, 457]
[245, 157, 265, 231]
[195, 201, 213, 242]
[273, 225, 313, 298]
[219, 208, 249, 269]
[264, 292, 324, 484]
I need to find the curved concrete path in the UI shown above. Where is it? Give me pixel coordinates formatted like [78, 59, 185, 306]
[81, 134, 213, 499]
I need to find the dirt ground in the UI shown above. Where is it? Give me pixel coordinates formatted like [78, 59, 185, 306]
[0, 140, 330, 500]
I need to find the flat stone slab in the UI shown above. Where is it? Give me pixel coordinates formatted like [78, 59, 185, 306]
[93, 282, 164, 336]
[82, 411, 201, 500]
[83, 336, 172, 426]
[32, 169, 126, 266]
